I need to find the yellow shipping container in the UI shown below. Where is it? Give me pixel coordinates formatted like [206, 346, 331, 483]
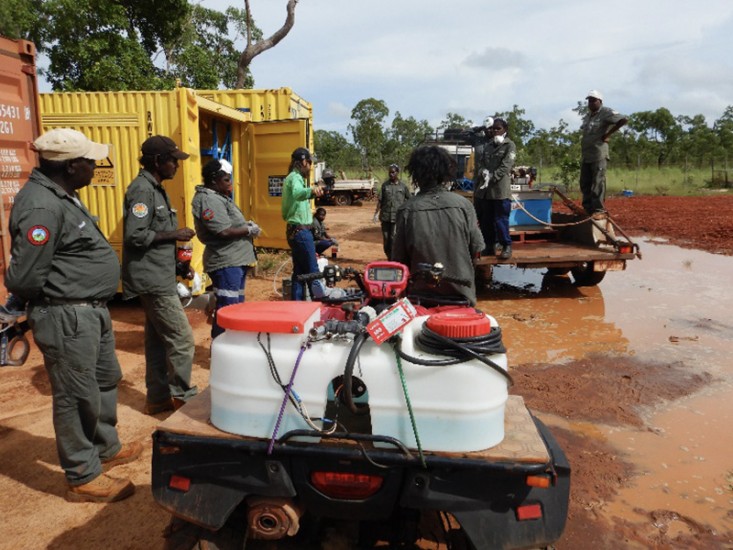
[39, 87, 313, 293]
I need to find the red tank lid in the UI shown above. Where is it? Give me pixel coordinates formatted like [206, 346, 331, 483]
[425, 308, 492, 339]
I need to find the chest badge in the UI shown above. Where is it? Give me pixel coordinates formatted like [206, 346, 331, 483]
[27, 225, 50, 246]
[132, 203, 149, 218]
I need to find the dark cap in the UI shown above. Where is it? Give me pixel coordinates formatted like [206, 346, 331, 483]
[141, 135, 190, 160]
[291, 147, 313, 162]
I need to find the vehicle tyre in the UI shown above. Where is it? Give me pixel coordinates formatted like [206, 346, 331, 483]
[571, 262, 606, 286]
[545, 267, 570, 277]
[334, 192, 352, 206]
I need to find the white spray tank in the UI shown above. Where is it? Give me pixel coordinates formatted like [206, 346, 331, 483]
[209, 301, 510, 453]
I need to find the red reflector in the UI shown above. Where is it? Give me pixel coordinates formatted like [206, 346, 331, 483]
[516, 503, 543, 521]
[310, 471, 384, 500]
[169, 475, 191, 492]
[619, 245, 632, 254]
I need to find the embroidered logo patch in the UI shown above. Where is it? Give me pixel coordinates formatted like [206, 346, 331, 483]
[202, 208, 214, 221]
[132, 203, 149, 218]
[27, 225, 50, 246]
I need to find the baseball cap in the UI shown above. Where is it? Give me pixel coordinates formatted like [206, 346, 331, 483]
[586, 89, 604, 101]
[141, 135, 190, 159]
[32, 128, 108, 161]
[291, 147, 313, 162]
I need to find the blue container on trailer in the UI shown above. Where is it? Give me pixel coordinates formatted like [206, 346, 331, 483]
[509, 191, 552, 227]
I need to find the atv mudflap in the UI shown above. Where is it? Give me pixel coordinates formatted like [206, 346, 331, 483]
[152, 393, 570, 549]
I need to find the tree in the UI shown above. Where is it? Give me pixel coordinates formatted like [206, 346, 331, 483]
[314, 130, 361, 169]
[628, 108, 682, 168]
[384, 112, 433, 165]
[5, 0, 262, 91]
[438, 112, 473, 132]
[348, 98, 389, 170]
[236, 0, 298, 88]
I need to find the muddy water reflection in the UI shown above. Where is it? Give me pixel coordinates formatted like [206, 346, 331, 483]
[477, 238, 733, 533]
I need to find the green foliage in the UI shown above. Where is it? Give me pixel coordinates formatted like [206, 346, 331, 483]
[438, 112, 473, 131]
[384, 112, 433, 166]
[348, 98, 389, 170]
[12, 0, 258, 91]
[315, 130, 361, 169]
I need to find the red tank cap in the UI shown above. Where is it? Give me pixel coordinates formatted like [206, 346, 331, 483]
[425, 308, 492, 339]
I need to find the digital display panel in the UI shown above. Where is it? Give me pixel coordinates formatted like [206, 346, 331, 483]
[369, 267, 403, 282]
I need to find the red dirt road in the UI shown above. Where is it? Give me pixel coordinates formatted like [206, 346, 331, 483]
[0, 193, 731, 549]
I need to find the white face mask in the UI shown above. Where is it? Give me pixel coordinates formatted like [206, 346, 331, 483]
[493, 134, 505, 145]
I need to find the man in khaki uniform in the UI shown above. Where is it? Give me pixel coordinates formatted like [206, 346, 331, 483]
[6, 129, 142, 503]
[580, 90, 628, 216]
[122, 136, 198, 414]
[374, 164, 411, 260]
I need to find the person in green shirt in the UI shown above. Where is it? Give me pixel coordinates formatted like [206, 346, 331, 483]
[281, 147, 325, 300]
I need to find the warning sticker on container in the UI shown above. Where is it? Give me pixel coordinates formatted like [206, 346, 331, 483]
[366, 298, 417, 345]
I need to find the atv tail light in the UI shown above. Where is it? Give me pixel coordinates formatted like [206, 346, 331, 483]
[310, 471, 384, 500]
[526, 474, 551, 488]
[169, 475, 191, 492]
[516, 503, 543, 521]
[619, 244, 633, 254]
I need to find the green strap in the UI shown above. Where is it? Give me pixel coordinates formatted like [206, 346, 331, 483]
[393, 345, 427, 468]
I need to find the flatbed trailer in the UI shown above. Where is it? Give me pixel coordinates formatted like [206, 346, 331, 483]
[152, 388, 570, 549]
[476, 211, 641, 286]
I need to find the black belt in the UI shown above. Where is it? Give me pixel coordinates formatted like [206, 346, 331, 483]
[287, 224, 312, 232]
[35, 298, 108, 308]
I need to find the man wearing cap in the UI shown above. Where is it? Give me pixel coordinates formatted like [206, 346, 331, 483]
[281, 147, 325, 300]
[374, 164, 411, 260]
[5, 128, 142, 503]
[122, 135, 198, 414]
[192, 158, 259, 338]
[580, 90, 628, 216]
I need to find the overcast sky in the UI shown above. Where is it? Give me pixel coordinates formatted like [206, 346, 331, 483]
[206, 0, 733, 136]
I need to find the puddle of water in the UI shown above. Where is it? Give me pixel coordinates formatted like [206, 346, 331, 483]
[476, 239, 733, 532]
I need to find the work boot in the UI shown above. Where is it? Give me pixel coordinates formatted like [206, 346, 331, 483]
[66, 473, 135, 503]
[500, 245, 512, 260]
[102, 441, 143, 471]
[493, 243, 503, 256]
[143, 398, 175, 415]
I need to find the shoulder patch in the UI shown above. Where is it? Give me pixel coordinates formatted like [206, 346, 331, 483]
[202, 208, 215, 221]
[131, 203, 149, 218]
[509, 152, 517, 160]
[27, 225, 50, 246]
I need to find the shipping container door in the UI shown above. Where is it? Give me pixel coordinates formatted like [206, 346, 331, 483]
[248, 119, 309, 249]
[0, 38, 41, 298]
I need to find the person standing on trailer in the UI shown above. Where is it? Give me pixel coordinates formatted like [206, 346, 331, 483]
[192, 158, 259, 338]
[121, 135, 198, 415]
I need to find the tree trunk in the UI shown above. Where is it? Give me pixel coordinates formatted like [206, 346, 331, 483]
[235, 0, 299, 88]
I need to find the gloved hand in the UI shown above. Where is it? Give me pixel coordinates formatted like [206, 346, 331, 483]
[331, 238, 339, 246]
[247, 221, 261, 238]
[479, 169, 491, 189]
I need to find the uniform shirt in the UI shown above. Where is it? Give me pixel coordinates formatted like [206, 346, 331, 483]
[581, 106, 627, 162]
[6, 168, 120, 302]
[311, 216, 327, 240]
[192, 185, 255, 273]
[378, 179, 412, 223]
[121, 170, 178, 297]
[281, 170, 314, 225]
[392, 187, 485, 305]
[475, 137, 516, 201]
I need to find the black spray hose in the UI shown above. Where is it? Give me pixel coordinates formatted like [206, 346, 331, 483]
[342, 331, 371, 415]
[396, 326, 513, 386]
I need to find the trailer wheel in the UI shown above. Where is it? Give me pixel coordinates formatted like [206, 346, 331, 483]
[333, 192, 353, 206]
[571, 262, 606, 286]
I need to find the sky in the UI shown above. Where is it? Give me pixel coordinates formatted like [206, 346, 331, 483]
[34, 0, 729, 139]
[202, 0, 733, 137]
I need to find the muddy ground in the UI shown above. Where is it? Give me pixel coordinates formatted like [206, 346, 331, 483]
[0, 192, 732, 549]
